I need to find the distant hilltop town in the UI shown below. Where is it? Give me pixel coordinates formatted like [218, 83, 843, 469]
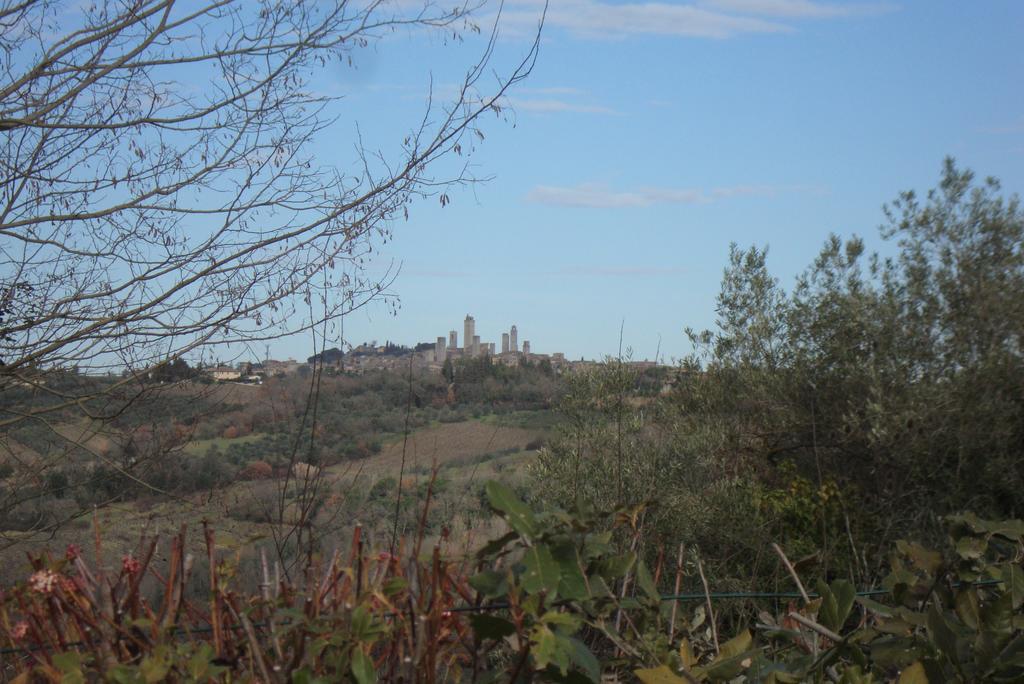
[323, 313, 575, 374]
[432, 314, 545, 366]
[191, 314, 660, 382]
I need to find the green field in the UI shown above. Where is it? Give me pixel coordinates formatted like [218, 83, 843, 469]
[184, 432, 264, 455]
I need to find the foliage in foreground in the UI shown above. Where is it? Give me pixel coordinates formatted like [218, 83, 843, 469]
[1, 482, 1023, 682]
[532, 158, 1024, 595]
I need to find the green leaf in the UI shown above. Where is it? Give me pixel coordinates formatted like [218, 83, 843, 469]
[812, 580, 851, 636]
[635, 559, 661, 604]
[950, 514, 1024, 540]
[351, 649, 376, 684]
[635, 665, 688, 683]
[870, 636, 924, 670]
[954, 587, 981, 630]
[477, 531, 519, 559]
[541, 610, 582, 632]
[469, 613, 516, 641]
[896, 661, 928, 684]
[1000, 562, 1024, 609]
[984, 519, 1024, 539]
[52, 652, 86, 684]
[52, 652, 82, 673]
[956, 536, 987, 560]
[818, 579, 841, 633]
[291, 669, 332, 684]
[765, 668, 805, 684]
[106, 666, 139, 684]
[522, 543, 561, 595]
[981, 590, 1014, 636]
[698, 631, 758, 682]
[552, 542, 589, 600]
[568, 637, 601, 683]
[990, 635, 1024, 673]
[185, 643, 225, 681]
[485, 481, 537, 537]
[140, 656, 170, 683]
[469, 569, 508, 598]
[873, 616, 916, 635]
[857, 596, 895, 617]
[594, 552, 635, 581]
[532, 624, 573, 675]
[896, 541, 943, 575]
[382, 577, 407, 596]
[582, 531, 613, 560]
[831, 579, 856, 630]
[926, 603, 960, 665]
[350, 605, 374, 641]
[719, 629, 753, 660]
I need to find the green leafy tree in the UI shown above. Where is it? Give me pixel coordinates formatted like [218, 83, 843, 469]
[681, 158, 1024, 574]
[533, 159, 1024, 590]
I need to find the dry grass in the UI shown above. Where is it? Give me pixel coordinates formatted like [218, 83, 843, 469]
[332, 420, 543, 477]
[0, 416, 551, 583]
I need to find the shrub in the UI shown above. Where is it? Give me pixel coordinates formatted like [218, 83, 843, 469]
[238, 460, 273, 481]
[4, 485, 1022, 682]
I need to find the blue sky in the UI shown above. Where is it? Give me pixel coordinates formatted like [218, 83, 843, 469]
[270, 0, 1023, 363]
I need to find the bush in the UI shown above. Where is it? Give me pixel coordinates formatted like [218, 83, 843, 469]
[238, 460, 273, 481]
[4, 486, 1022, 682]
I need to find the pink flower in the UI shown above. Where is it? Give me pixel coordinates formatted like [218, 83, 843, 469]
[28, 570, 58, 595]
[11, 621, 29, 641]
[121, 555, 141, 575]
[65, 544, 82, 561]
[376, 551, 395, 562]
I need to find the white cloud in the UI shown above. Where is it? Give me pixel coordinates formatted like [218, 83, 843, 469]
[526, 184, 699, 208]
[505, 97, 620, 115]
[525, 182, 811, 208]
[403, 268, 476, 278]
[506, 0, 788, 39]
[543, 265, 688, 277]
[502, 0, 895, 40]
[518, 86, 587, 96]
[698, 0, 894, 18]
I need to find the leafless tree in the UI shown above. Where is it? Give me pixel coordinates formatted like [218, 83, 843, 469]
[0, 0, 542, 544]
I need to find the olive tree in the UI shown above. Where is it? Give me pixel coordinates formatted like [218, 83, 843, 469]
[681, 159, 1024, 574]
[532, 160, 1024, 590]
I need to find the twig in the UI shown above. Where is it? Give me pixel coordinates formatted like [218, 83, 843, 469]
[787, 612, 842, 643]
[614, 530, 641, 643]
[391, 354, 415, 554]
[260, 548, 283, 662]
[229, 601, 275, 684]
[669, 543, 686, 642]
[696, 556, 719, 655]
[772, 542, 810, 604]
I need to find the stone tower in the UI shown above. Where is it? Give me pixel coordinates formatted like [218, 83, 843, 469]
[464, 315, 475, 357]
